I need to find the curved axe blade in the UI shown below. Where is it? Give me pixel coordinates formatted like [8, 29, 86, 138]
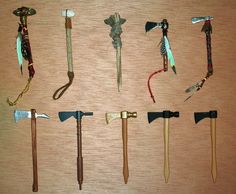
[145, 22, 158, 32]
[147, 112, 164, 123]
[58, 111, 77, 122]
[194, 111, 217, 123]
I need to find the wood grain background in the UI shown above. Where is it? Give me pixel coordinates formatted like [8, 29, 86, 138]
[0, 0, 236, 193]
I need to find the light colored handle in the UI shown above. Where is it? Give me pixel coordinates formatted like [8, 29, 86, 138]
[65, 17, 73, 73]
[164, 118, 170, 183]
[31, 112, 38, 192]
[211, 118, 217, 182]
[116, 46, 121, 91]
[122, 118, 129, 184]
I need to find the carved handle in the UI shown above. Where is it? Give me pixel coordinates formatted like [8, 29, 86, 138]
[164, 118, 170, 183]
[31, 109, 38, 192]
[211, 118, 217, 182]
[77, 119, 83, 189]
[122, 118, 129, 184]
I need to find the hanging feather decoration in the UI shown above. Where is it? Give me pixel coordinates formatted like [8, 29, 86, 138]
[164, 36, 176, 74]
[16, 31, 23, 74]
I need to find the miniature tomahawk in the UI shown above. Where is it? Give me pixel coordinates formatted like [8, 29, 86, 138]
[14, 109, 49, 192]
[145, 19, 176, 103]
[7, 7, 36, 106]
[106, 111, 137, 184]
[148, 110, 179, 183]
[58, 111, 93, 190]
[194, 110, 218, 182]
[185, 16, 214, 101]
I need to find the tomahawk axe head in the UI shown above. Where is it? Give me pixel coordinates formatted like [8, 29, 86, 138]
[145, 19, 168, 32]
[192, 16, 213, 24]
[148, 111, 179, 123]
[58, 111, 93, 122]
[62, 9, 75, 17]
[106, 111, 137, 124]
[13, 7, 36, 17]
[14, 110, 49, 123]
[194, 110, 217, 124]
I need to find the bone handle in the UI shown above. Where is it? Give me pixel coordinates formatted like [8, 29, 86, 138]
[211, 118, 217, 182]
[65, 17, 73, 73]
[122, 118, 129, 184]
[77, 119, 83, 190]
[116, 46, 121, 91]
[31, 109, 38, 192]
[164, 118, 170, 183]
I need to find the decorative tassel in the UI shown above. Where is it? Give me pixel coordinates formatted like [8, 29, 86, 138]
[16, 32, 23, 74]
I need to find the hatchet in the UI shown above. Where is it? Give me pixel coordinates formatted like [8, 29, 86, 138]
[147, 110, 179, 183]
[58, 111, 93, 190]
[105, 111, 137, 184]
[194, 110, 218, 182]
[14, 109, 49, 192]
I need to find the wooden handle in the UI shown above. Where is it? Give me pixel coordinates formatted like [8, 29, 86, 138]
[211, 118, 217, 182]
[122, 118, 129, 184]
[164, 118, 170, 183]
[77, 119, 83, 189]
[31, 109, 38, 192]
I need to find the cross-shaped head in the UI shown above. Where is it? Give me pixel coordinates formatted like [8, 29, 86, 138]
[58, 111, 93, 122]
[14, 109, 49, 123]
[106, 111, 137, 124]
[194, 110, 217, 124]
[148, 110, 179, 123]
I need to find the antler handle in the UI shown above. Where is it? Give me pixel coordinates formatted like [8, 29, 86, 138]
[122, 118, 129, 184]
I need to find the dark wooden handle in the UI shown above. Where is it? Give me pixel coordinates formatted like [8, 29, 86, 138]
[122, 118, 129, 184]
[77, 119, 83, 189]
[31, 109, 38, 192]
[206, 32, 213, 74]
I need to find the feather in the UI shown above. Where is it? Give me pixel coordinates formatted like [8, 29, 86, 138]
[16, 32, 23, 70]
[164, 36, 175, 67]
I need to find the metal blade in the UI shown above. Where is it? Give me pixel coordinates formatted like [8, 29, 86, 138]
[58, 111, 77, 122]
[106, 112, 121, 124]
[192, 16, 213, 24]
[14, 110, 31, 122]
[147, 112, 163, 123]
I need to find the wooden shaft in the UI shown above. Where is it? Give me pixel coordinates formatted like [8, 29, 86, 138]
[163, 118, 170, 183]
[211, 118, 217, 182]
[77, 119, 83, 189]
[122, 118, 129, 184]
[31, 109, 38, 192]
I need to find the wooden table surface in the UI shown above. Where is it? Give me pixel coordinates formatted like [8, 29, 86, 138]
[0, 0, 236, 193]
